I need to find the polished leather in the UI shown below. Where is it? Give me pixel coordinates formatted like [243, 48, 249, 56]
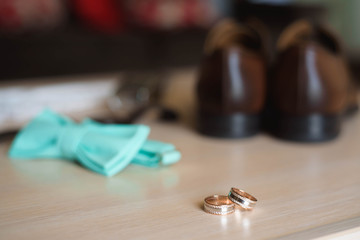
[197, 21, 266, 116]
[272, 21, 355, 116]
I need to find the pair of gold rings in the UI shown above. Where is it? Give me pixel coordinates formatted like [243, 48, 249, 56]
[204, 188, 257, 215]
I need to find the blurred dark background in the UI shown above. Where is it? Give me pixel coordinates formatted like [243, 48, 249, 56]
[1, 0, 359, 80]
[1, 0, 360, 133]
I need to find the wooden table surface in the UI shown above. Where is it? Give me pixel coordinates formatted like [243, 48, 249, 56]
[1, 70, 360, 240]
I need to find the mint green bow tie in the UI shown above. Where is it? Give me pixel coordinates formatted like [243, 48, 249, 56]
[9, 110, 181, 176]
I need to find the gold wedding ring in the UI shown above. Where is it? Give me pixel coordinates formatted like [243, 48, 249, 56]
[228, 187, 257, 210]
[204, 195, 235, 215]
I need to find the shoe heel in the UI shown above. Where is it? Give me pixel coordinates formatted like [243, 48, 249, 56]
[273, 113, 341, 142]
[197, 111, 260, 138]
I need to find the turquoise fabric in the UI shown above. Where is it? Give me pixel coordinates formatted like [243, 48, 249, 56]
[8, 110, 181, 176]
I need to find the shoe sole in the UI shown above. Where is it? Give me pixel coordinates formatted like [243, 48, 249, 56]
[270, 113, 341, 142]
[268, 104, 359, 142]
[197, 111, 260, 138]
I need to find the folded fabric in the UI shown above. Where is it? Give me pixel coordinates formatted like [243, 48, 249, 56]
[8, 109, 181, 176]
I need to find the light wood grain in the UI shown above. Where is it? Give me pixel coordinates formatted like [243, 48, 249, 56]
[0, 69, 360, 240]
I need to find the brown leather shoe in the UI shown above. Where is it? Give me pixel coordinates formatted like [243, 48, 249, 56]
[196, 19, 267, 138]
[269, 20, 358, 142]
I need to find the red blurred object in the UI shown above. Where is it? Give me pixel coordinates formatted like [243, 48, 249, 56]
[126, 0, 219, 30]
[72, 0, 126, 33]
[0, 0, 21, 30]
[0, 0, 65, 32]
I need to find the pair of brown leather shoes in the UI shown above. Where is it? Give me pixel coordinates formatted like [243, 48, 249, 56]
[196, 19, 358, 142]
